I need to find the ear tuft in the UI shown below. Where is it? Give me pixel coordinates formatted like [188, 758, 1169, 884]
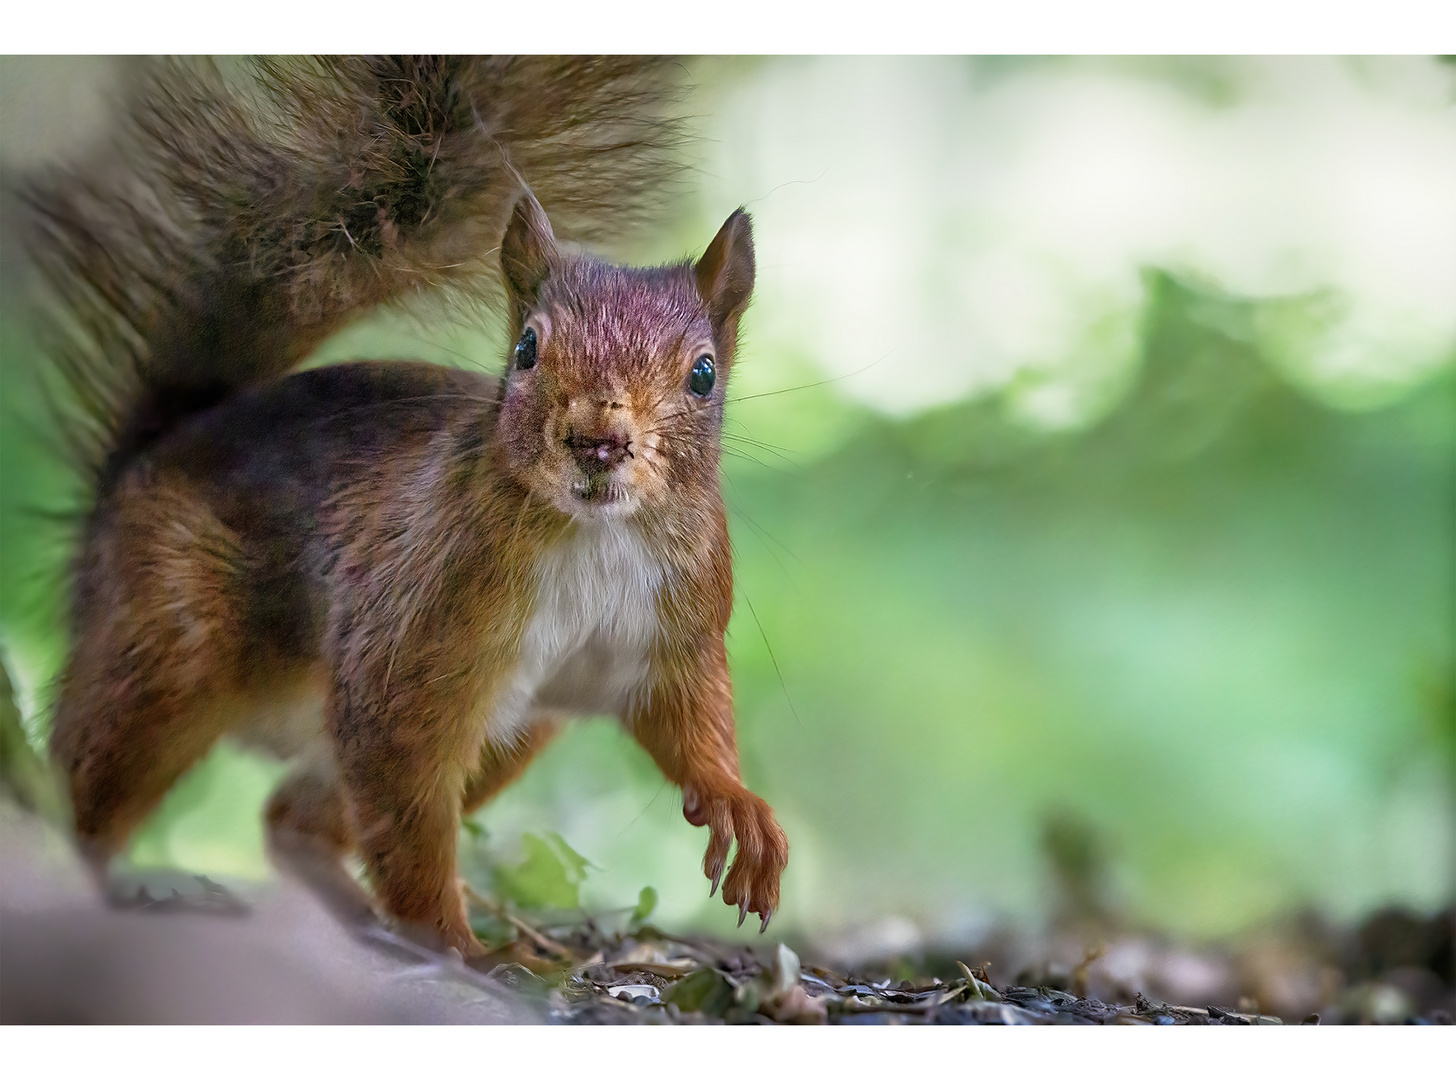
[501, 191, 560, 314]
[694, 209, 756, 337]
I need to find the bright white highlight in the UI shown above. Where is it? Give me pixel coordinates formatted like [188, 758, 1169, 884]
[701, 57, 1456, 422]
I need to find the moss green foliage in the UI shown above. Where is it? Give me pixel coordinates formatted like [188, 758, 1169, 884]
[632, 886, 659, 926]
[0, 652, 65, 820]
[492, 832, 592, 912]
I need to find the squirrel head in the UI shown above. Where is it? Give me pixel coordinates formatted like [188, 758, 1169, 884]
[495, 192, 755, 521]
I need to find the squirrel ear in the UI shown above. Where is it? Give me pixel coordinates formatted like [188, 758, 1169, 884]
[694, 209, 756, 337]
[501, 191, 560, 312]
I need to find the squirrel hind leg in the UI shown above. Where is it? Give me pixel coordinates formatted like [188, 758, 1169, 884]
[50, 611, 239, 877]
[50, 660, 232, 890]
[265, 763, 381, 933]
[49, 475, 255, 889]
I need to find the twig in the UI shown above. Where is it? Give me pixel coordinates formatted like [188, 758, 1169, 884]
[464, 885, 576, 960]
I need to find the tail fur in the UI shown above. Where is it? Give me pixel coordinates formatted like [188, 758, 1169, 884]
[17, 56, 687, 485]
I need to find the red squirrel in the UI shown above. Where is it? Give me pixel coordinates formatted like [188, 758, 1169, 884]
[20, 56, 788, 959]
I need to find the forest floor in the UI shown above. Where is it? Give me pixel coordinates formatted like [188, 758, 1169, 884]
[468, 910, 1454, 1026]
[1, 800, 1450, 1025]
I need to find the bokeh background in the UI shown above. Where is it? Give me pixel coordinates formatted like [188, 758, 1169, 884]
[2, 56, 1452, 957]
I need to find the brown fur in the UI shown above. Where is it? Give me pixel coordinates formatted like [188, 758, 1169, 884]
[21, 56, 685, 486]
[27, 57, 787, 957]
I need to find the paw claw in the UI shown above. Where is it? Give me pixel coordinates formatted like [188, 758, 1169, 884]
[692, 787, 788, 933]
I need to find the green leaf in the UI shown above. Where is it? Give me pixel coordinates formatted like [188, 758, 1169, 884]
[631, 885, 658, 925]
[493, 831, 589, 910]
[664, 967, 734, 1016]
[543, 830, 592, 881]
[468, 912, 516, 950]
[0, 654, 65, 821]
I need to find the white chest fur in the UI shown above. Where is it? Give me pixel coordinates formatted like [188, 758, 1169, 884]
[484, 520, 664, 743]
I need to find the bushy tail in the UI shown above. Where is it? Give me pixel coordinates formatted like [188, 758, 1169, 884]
[18, 56, 687, 483]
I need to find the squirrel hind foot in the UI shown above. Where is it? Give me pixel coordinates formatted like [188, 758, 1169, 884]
[102, 869, 250, 917]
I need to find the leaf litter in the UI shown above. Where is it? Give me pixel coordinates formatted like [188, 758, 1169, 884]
[443, 817, 1453, 1026]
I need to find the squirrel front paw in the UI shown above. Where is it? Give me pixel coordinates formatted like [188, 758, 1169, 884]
[683, 785, 788, 932]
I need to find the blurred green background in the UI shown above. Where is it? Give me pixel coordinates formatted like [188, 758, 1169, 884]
[1, 56, 1451, 952]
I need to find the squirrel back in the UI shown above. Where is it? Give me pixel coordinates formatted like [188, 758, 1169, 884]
[19, 56, 686, 488]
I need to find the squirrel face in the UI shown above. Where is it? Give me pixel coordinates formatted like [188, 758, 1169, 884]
[497, 195, 756, 521]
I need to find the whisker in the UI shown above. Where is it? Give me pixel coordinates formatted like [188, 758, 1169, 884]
[618, 778, 670, 835]
[739, 587, 801, 728]
[652, 344, 905, 428]
[730, 344, 903, 406]
[411, 338, 503, 376]
[650, 425, 784, 474]
[725, 494, 804, 574]
[722, 432, 800, 469]
[724, 479, 802, 583]
[724, 418, 799, 456]
[721, 447, 785, 473]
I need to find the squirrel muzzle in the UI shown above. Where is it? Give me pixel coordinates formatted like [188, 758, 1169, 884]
[562, 397, 636, 476]
[565, 429, 633, 474]
[554, 396, 646, 509]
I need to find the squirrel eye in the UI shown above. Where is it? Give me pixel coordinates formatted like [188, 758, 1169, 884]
[513, 327, 538, 371]
[688, 355, 715, 398]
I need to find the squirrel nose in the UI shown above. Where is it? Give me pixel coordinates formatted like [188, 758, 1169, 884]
[564, 431, 631, 472]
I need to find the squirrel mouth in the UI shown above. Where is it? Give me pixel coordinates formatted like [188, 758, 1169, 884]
[570, 474, 627, 506]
